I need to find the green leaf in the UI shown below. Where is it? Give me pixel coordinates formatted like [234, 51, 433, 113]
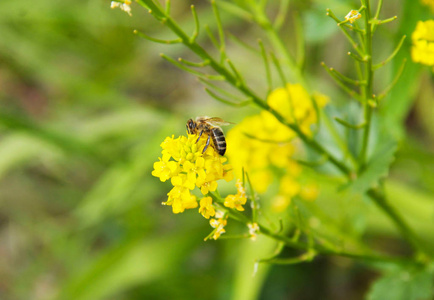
[347, 139, 398, 194]
[367, 265, 434, 300]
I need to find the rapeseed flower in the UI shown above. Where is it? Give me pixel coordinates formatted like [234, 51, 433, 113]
[152, 134, 233, 213]
[248, 223, 260, 241]
[226, 84, 327, 197]
[110, 0, 132, 16]
[207, 211, 228, 240]
[411, 20, 434, 67]
[199, 196, 215, 219]
[344, 10, 361, 24]
[224, 179, 247, 211]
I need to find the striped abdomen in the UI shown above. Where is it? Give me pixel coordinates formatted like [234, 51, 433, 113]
[211, 127, 226, 156]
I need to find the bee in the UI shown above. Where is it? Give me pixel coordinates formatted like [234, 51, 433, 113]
[186, 116, 231, 156]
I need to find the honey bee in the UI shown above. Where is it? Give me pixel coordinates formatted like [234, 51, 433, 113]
[186, 116, 231, 156]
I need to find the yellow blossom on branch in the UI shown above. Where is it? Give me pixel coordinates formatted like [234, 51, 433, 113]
[226, 84, 327, 194]
[110, 0, 132, 16]
[411, 20, 434, 67]
[248, 223, 260, 241]
[224, 179, 247, 211]
[152, 134, 233, 213]
[344, 10, 361, 24]
[207, 211, 228, 240]
[199, 196, 215, 219]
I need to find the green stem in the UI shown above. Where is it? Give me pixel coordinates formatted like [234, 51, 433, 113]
[359, 0, 374, 170]
[259, 224, 416, 265]
[367, 188, 431, 260]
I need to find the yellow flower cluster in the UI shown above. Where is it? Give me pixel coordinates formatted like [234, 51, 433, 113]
[226, 84, 325, 209]
[411, 20, 434, 67]
[207, 211, 228, 240]
[152, 134, 233, 214]
[224, 179, 247, 211]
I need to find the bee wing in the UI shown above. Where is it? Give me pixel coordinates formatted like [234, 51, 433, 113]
[203, 117, 233, 126]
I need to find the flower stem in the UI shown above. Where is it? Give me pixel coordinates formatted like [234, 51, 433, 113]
[359, 0, 374, 170]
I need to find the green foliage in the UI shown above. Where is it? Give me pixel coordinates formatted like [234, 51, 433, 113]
[346, 138, 398, 194]
[367, 265, 434, 300]
[0, 0, 433, 299]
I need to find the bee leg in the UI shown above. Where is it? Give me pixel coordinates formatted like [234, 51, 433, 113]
[196, 130, 203, 143]
[202, 135, 210, 153]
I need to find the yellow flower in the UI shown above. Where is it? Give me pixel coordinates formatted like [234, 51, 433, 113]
[344, 10, 361, 24]
[234, 179, 245, 196]
[110, 1, 132, 16]
[279, 175, 301, 197]
[151, 158, 179, 182]
[272, 195, 291, 213]
[153, 133, 232, 213]
[226, 84, 327, 194]
[299, 183, 319, 202]
[248, 223, 260, 241]
[411, 20, 434, 66]
[207, 211, 227, 240]
[164, 186, 198, 214]
[199, 196, 215, 219]
[224, 180, 247, 211]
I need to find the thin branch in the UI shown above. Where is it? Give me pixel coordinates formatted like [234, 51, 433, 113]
[326, 8, 365, 57]
[204, 25, 219, 50]
[258, 39, 272, 94]
[198, 78, 247, 101]
[270, 51, 287, 86]
[190, 5, 200, 43]
[334, 117, 366, 129]
[273, 0, 290, 31]
[204, 88, 252, 107]
[330, 67, 366, 87]
[321, 62, 362, 102]
[226, 58, 245, 86]
[211, 0, 226, 63]
[161, 53, 224, 80]
[134, 30, 182, 44]
[215, 0, 254, 22]
[347, 51, 367, 63]
[178, 57, 210, 67]
[374, 0, 383, 20]
[165, 0, 171, 15]
[373, 35, 406, 70]
[376, 58, 407, 101]
[294, 11, 305, 70]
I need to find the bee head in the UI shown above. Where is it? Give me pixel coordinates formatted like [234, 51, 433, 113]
[186, 119, 196, 134]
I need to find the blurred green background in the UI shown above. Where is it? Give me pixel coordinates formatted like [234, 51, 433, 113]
[0, 0, 433, 299]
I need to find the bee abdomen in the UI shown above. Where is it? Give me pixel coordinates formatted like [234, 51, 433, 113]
[211, 127, 226, 156]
